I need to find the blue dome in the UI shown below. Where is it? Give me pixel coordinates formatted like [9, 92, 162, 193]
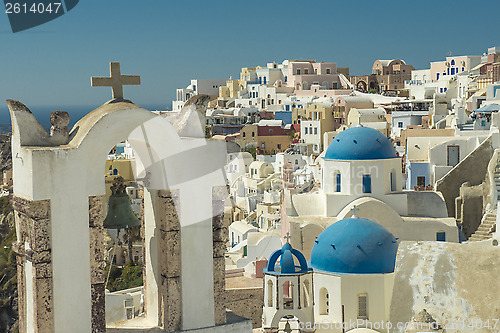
[310, 218, 398, 274]
[265, 243, 309, 275]
[324, 127, 397, 160]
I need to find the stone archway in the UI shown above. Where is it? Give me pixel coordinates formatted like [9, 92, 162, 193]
[9, 99, 230, 333]
[356, 81, 367, 91]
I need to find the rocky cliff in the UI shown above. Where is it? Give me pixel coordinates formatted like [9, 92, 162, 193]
[0, 197, 17, 333]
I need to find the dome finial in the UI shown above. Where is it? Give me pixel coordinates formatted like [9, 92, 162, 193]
[350, 205, 359, 218]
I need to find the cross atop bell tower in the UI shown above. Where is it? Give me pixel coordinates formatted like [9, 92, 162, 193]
[91, 62, 140, 100]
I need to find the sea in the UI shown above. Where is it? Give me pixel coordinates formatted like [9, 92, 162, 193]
[0, 103, 169, 134]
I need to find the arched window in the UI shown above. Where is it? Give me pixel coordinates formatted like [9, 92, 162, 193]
[303, 279, 311, 308]
[319, 287, 329, 315]
[267, 280, 273, 307]
[113, 168, 118, 175]
[451, 59, 455, 66]
[282, 281, 294, 309]
[357, 293, 368, 319]
[302, 81, 309, 90]
[335, 172, 341, 192]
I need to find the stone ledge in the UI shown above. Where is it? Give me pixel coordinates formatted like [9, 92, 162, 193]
[11, 196, 50, 220]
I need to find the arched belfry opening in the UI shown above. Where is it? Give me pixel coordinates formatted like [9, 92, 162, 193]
[8, 62, 245, 333]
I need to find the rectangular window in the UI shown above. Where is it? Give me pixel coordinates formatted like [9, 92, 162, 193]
[252, 132, 255, 137]
[362, 175, 372, 193]
[326, 68, 331, 74]
[358, 294, 368, 319]
[417, 176, 426, 187]
[436, 232, 446, 242]
[398, 121, 403, 128]
[305, 127, 308, 134]
[336, 173, 341, 192]
[277, 144, 281, 149]
[314, 127, 318, 135]
[261, 142, 266, 149]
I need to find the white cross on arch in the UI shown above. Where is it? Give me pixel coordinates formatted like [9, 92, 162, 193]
[350, 205, 359, 218]
[91, 62, 140, 100]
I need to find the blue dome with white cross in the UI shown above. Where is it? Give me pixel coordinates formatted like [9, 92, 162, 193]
[310, 216, 398, 274]
[265, 242, 310, 275]
[324, 126, 397, 160]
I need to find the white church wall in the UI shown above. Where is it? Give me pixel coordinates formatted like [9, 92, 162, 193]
[325, 192, 408, 217]
[331, 198, 457, 243]
[340, 273, 394, 333]
[322, 158, 402, 197]
[313, 273, 342, 325]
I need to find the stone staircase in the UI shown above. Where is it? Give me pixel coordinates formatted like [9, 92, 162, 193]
[468, 159, 500, 242]
[468, 210, 496, 241]
[458, 119, 474, 131]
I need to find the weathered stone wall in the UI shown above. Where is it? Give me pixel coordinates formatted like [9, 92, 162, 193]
[455, 183, 485, 238]
[11, 196, 53, 333]
[212, 187, 229, 326]
[225, 287, 263, 328]
[436, 136, 493, 217]
[156, 190, 182, 331]
[88, 195, 106, 333]
[390, 241, 500, 333]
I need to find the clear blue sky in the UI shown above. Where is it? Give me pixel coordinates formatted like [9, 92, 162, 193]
[0, 0, 499, 123]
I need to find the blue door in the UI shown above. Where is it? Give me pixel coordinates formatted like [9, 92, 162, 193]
[362, 175, 371, 193]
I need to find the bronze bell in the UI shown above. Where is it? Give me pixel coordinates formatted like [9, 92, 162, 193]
[103, 176, 141, 229]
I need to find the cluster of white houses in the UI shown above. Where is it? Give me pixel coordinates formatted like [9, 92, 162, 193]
[170, 48, 500, 332]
